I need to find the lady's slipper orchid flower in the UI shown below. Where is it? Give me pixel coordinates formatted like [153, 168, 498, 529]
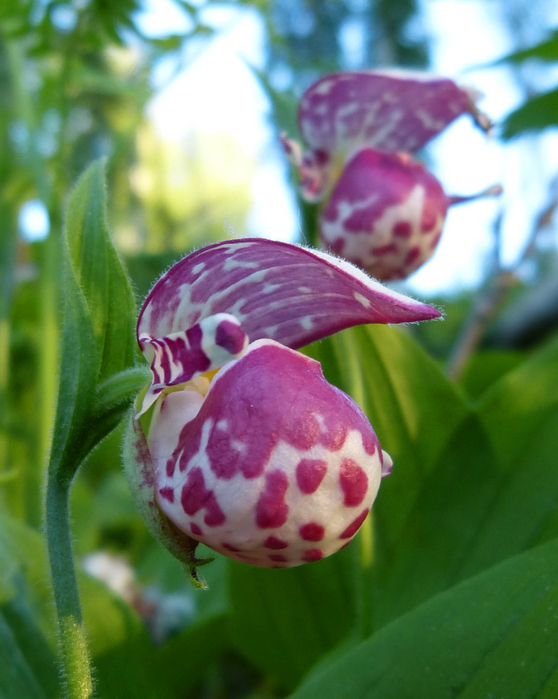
[282, 70, 502, 281]
[124, 238, 440, 572]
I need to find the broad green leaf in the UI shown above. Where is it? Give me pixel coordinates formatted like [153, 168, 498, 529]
[367, 414, 498, 629]
[94, 614, 229, 699]
[0, 587, 60, 699]
[65, 159, 136, 382]
[291, 536, 558, 699]
[0, 610, 49, 699]
[365, 335, 558, 631]
[478, 334, 558, 467]
[501, 87, 558, 139]
[229, 544, 360, 691]
[459, 349, 525, 400]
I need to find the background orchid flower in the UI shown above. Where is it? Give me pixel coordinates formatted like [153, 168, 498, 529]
[124, 238, 440, 573]
[281, 70, 502, 281]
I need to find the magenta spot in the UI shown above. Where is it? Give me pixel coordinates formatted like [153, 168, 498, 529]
[215, 320, 246, 355]
[296, 459, 327, 494]
[393, 220, 412, 238]
[181, 467, 226, 527]
[190, 522, 203, 536]
[166, 457, 176, 478]
[256, 470, 289, 529]
[181, 468, 210, 515]
[204, 495, 226, 527]
[372, 243, 398, 256]
[222, 542, 240, 552]
[299, 523, 325, 542]
[340, 458, 368, 507]
[404, 246, 421, 267]
[159, 486, 174, 503]
[420, 205, 437, 232]
[339, 508, 370, 539]
[269, 554, 287, 563]
[302, 549, 323, 563]
[264, 535, 289, 549]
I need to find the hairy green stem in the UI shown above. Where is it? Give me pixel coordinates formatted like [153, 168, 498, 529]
[46, 473, 94, 699]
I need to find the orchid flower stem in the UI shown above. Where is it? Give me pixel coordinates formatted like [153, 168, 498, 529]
[46, 472, 94, 699]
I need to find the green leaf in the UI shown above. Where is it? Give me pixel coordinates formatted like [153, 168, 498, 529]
[229, 545, 360, 691]
[478, 334, 558, 467]
[65, 159, 136, 383]
[367, 334, 558, 630]
[0, 510, 144, 659]
[368, 413, 504, 628]
[0, 587, 60, 699]
[0, 610, 49, 699]
[290, 536, 558, 699]
[94, 614, 230, 699]
[49, 160, 139, 483]
[495, 29, 558, 64]
[501, 87, 558, 139]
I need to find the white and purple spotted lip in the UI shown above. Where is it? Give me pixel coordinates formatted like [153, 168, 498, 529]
[298, 70, 490, 157]
[137, 238, 441, 356]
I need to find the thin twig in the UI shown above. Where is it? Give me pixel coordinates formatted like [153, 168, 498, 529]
[446, 181, 558, 380]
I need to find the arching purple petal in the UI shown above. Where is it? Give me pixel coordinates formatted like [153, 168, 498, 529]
[320, 148, 449, 281]
[137, 238, 441, 351]
[298, 70, 491, 157]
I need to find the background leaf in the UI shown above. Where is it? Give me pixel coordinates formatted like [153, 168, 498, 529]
[290, 536, 558, 699]
[228, 545, 360, 691]
[65, 158, 136, 382]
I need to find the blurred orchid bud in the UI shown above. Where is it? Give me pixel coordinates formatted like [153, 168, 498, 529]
[282, 70, 501, 280]
[321, 148, 502, 281]
[123, 238, 440, 576]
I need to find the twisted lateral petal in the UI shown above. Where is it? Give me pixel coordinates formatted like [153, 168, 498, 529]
[321, 149, 449, 281]
[138, 313, 249, 416]
[150, 340, 386, 567]
[298, 70, 490, 157]
[137, 238, 441, 352]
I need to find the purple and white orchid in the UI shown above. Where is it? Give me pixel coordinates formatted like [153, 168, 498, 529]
[124, 238, 440, 570]
[282, 70, 501, 281]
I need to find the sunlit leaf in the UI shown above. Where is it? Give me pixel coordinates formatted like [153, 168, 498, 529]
[501, 88, 558, 139]
[291, 536, 558, 699]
